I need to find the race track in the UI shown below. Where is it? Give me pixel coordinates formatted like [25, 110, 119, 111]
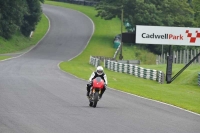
[0, 4, 199, 133]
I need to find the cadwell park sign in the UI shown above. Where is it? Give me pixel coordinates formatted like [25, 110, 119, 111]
[121, 25, 200, 83]
[136, 25, 200, 46]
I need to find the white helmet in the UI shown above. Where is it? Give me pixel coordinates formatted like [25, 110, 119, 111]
[96, 66, 104, 75]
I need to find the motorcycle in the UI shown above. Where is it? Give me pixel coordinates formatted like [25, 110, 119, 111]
[88, 77, 105, 108]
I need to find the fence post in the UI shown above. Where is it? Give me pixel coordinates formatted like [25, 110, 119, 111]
[173, 51, 175, 63]
[104, 59, 106, 67]
[198, 49, 200, 64]
[198, 73, 200, 86]
[194, 49, 197, 64]
[163, 53, 166, 64]
[183, 50, 186, 64]
[187, 49, 189, 64]
[158, 55, 161, 64]
[180, 50, 182, 64]
[176, 51, 178, 64]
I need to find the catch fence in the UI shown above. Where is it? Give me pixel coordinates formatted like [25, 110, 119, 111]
[157, 49, 200, 64]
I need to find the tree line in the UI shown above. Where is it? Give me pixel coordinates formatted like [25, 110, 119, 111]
[93, 0, 200, 54]
[95, 0, 200, 27]
[0, 0, 44, 39]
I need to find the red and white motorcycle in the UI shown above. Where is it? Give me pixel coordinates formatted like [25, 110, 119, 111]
[88, 77, 105, 108]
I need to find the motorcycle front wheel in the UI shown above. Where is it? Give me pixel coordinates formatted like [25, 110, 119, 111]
[93, 91, 99, 108]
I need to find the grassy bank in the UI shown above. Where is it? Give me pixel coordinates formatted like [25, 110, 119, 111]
[118, 44, 157, 65]
[46, 1, 200, 114]
[0, 14, 49, 59]
[0, 56, 11, 60]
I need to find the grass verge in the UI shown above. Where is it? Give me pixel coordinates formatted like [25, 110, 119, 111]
[46, 1, 200, 114]
[0, 56, 11, 60]
[0, 14, 49, 60]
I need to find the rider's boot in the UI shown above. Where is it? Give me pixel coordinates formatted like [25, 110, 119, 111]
[86, 91, 89, 95]
[86, 91, 90, 97]
[99, 89, 105, 99]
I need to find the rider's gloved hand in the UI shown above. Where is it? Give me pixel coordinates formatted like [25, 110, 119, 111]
[104, 84, 107, 89]
[88, 81, 92, 85]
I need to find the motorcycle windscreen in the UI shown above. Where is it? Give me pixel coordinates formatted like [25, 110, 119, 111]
[92, 77, 104, 88]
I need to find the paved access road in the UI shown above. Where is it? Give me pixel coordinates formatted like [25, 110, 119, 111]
[0, 4, 199, 133]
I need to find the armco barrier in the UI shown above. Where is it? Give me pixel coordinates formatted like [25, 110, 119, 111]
[89, 56, 115, 67]
[89, 56, 100, 67]
[89, 56, 165, 83]
[98, 59, 165, 84]
[113, 44, 120, 59]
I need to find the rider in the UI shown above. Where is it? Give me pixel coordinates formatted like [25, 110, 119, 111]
[86, 66, 108, 99]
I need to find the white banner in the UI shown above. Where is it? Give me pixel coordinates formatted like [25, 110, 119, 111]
[136, 25, 200, 46]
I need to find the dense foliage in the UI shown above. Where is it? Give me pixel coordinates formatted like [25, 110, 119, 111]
[0, 0, 44, 39]
[96, 0, 198, 27]
[192, 0, 200, 27]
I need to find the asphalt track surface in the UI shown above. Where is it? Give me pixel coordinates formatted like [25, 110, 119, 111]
[0, 4, 199, 133]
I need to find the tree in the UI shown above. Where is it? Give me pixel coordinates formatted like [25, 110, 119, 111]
[96, 0, 194, 27]
[0, 0, 44, 39]
[160, 0, 194, 27]
[95, 0, 122, 20]
[0, 0, 27, 39]
[20, 0, 43, 37]
[192, 0, 200, 27]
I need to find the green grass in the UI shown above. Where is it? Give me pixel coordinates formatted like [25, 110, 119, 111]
[0, 14, 49, 60]
[118, 44, 157, 65]
[47, 1, 200, 114]
[141, 64, 200, 85]
[0, 56, 11, 60]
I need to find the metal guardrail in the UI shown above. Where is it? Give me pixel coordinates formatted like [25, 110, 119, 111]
[113, 44, 120, 59]
[104, 60, 165, 84]
[89, 56, 165, 84]
[89, 56, 100, 67]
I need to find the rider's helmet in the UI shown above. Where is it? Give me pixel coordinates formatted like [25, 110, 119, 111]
[96, 66, 104, 75]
